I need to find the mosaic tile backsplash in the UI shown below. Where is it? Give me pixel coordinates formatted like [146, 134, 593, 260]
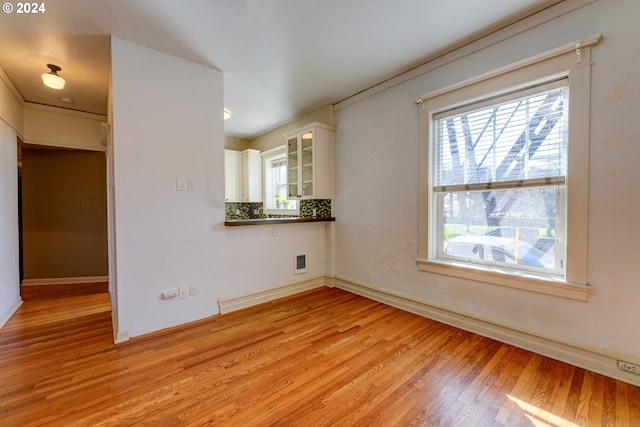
[225, 199, 331, 220]
[300, 199, 331, 218]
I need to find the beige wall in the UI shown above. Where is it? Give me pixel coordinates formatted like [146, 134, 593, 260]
[224, 105, 333, 152]
[224, 136, 250, 151]
[248, 105, 333, 152]
[21, 149, 108, 279]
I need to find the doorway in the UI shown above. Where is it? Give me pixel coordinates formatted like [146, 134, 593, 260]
[18, 142, 109, 299]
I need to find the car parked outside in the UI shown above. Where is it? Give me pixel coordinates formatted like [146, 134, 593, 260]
[443, 234, 555, 269]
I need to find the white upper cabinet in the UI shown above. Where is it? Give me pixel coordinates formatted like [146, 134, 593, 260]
[285, 122, 336, 200]
[224, 149, 241, 202]
[241, 149, 262, 202]
[225, 149, 262, 202]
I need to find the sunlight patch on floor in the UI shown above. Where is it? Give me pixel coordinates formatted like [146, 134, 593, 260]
[508, 395, 577, 427]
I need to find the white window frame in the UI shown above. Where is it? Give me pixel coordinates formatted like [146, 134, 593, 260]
[416, 34, 601, 301]
[262, 145, 299, 216]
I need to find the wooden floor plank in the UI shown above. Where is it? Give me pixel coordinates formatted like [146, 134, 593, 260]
[0, 286, 638, 426]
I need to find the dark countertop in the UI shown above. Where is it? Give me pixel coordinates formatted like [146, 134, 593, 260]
[225, 217, 335, 226]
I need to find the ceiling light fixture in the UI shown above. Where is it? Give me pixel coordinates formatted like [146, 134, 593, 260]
[42, 64, 65, 89]
[223, 108, 231, 120]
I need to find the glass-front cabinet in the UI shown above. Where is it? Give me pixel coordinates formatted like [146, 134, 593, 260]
[285, 122, 336, 200]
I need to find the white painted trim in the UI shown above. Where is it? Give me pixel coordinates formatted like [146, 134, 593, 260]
[0, 66, 25, 105]
[218, 275, 327, 314]
[21, 138, 107, 153]
[21, 276, 109, 286]
[115, 332, 129, 343]
[111, 311, 125, 343]
[23, 102, 107, 121]
[0, 298, 22, 329]
[414, 33, 601, 104]
[332, 275, 640, 387]
[283, 121, 336, 138]
[417, 40, 595, 295]
[415, 259, 591, 301]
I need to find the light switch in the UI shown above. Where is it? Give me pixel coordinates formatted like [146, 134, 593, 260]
[176, 177, 187, 191]
[188, 178, 196, 191]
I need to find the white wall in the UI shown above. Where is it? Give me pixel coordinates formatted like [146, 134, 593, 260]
[0, 98, 21, 327]
[334, 0, 640, 362]
[22, 103, 106, 151]
[110, 37, 328, 338]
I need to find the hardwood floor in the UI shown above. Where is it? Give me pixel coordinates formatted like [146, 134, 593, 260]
[1, 286, 638, 426]
[20, 281, 109, 301]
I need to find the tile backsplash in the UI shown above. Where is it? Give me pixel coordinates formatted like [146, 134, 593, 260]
[300, 199, 331, 218]
[225, 202, 263, 220]
[225, 199, 331, 220]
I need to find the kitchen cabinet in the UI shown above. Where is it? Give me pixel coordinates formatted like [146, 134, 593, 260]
[224, 150, 241, 202]
[285, 122, 336, 200]
[224, 149, 262, 202]
[241, 149, 262, 202]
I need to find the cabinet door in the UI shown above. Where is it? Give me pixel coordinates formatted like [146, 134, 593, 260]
[300, 131, 314, 197]
[242, 149, 262, 202]
[287, 136, 299, 198]
[284, 122, 335, 200]
[224, 150, 241, 202]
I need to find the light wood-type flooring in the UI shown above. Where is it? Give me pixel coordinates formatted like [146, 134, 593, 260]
[1, 286, 639, 426]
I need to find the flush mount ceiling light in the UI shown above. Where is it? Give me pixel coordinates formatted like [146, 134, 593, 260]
[42, 64, 65, 89]
[223, 108, 231, 120]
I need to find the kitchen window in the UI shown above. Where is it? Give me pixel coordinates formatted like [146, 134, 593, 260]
[262, 146, 298, 215]
[416, 36, 600, 301]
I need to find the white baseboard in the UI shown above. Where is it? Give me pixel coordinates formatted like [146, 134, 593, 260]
[21, 276, 109, 286]
[218, 275, 327, 314]
[111, 311, 129, 344]
[114, 330, 130, 344]
[332, 275, 640, 387]
[0, 298, 23, 329]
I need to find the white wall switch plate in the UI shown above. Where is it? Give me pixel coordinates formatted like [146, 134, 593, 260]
[179, 286, 188, 299]
[176, 178, 187, 191]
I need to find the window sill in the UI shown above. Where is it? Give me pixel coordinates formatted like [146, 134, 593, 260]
[415, 258, 591, 301]
[265, 208, 299, 216]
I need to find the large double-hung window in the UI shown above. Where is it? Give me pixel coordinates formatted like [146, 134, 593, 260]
[433, 79, 567, 277]
[417, 35, 600, 301]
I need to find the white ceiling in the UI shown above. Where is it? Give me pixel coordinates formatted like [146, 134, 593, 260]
[0, 0, 553, 139]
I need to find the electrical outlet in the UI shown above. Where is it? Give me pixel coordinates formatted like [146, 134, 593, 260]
[618, 360, 640, 375]
[190, 285, 199, 296]
[163, 290, 177, 300]
[176, 178, 187, 191]
[179, 286, 188, 299]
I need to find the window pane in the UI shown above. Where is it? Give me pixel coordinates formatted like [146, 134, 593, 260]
[434, 85, 568, 187]
[272, 162, 297, 209]
[437, 186, 562, 275]
[264, 150, 298, 211]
